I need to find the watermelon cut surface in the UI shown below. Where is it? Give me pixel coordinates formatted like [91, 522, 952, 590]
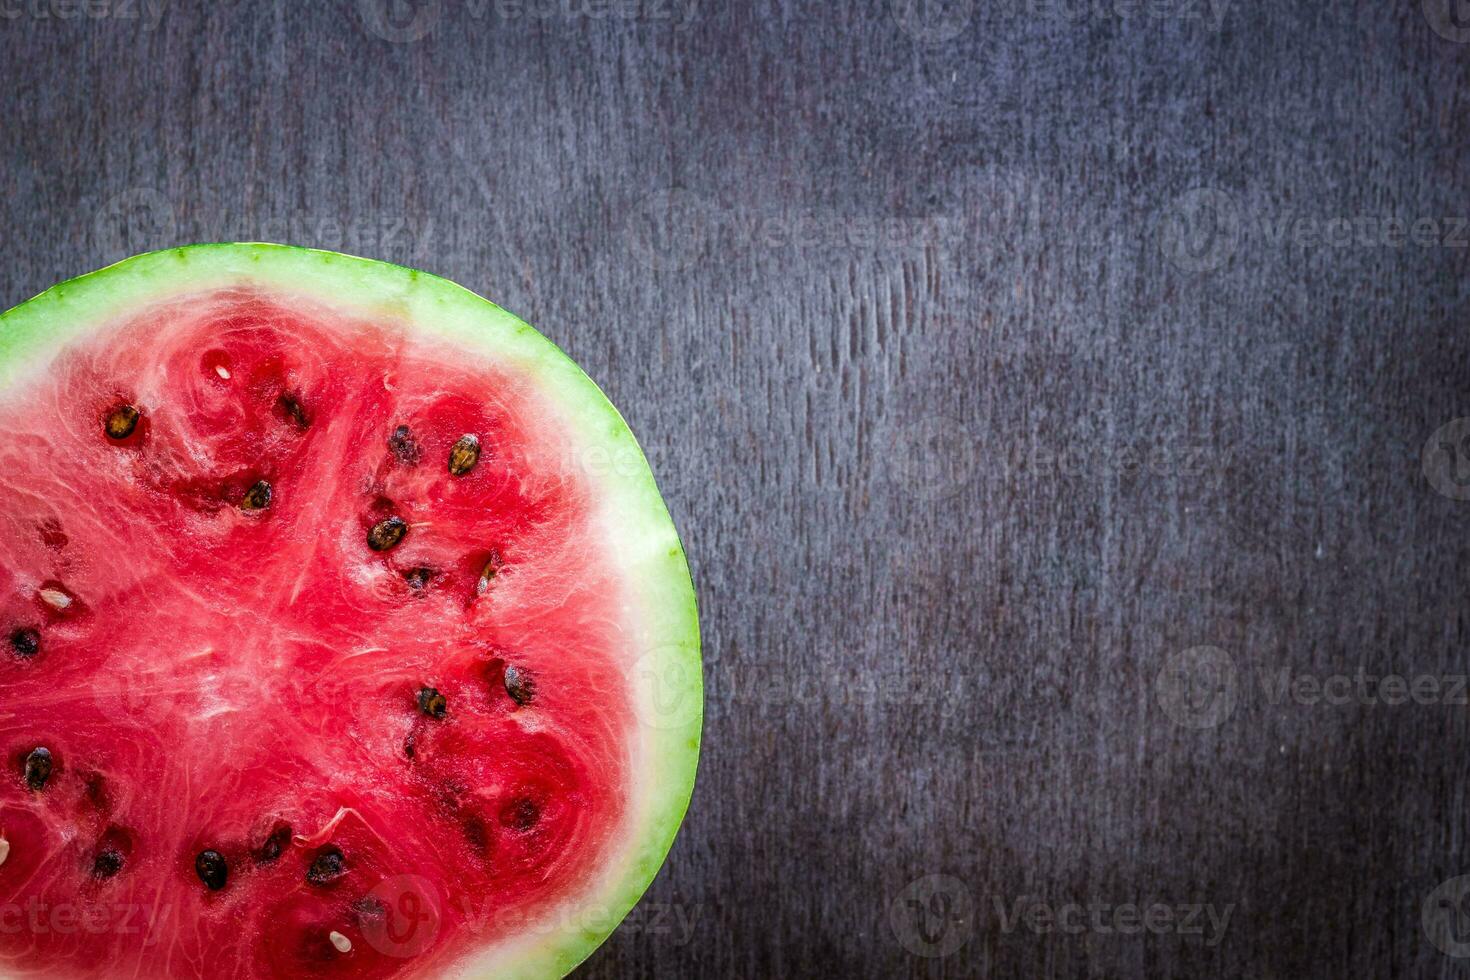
[0, 245, 701, 979]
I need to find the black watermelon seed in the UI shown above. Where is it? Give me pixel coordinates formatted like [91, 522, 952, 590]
[403, 733, 416, 758]
[417, 686, 447, 720]
[195, 849, 228, 890]
[388, 425, 420, 464]
[402, 567, 433, 590]
[306, 845, 346, 885]
[501, 798, 540, 831]
[92, 849, 124, 879]
[367, 517, 407, 552]
[460, 814, 490, 854]
[448, 434, 481, 476]
[504, 665, 535, 706]
[277, 393, 310, 429]
[83, 772, 110, 812]
[104, 404, 140, 440]
[22, 747, 52, 791]
[240, 480, 273, 511]
[10, 627, 39, 658]
[256, 823, 292, 864]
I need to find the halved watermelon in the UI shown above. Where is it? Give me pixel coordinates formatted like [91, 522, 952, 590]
[0, 245, 701, 979]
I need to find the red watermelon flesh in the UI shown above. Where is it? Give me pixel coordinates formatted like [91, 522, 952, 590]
[0, 248, 701, 980]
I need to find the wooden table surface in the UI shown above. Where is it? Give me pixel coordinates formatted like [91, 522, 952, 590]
[3, 1, 1468, 977]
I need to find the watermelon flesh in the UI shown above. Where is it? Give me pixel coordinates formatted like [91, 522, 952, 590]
[0, 248, 701, 979]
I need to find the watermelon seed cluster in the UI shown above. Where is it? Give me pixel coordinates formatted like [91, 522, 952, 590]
[24, 409, 539, 909]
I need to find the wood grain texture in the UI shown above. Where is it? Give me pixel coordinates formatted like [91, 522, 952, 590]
[2, 1, 1468, 976]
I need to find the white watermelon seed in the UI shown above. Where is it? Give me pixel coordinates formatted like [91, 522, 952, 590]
[0, 837, 10, 867]
[215, 365, 231, 379]
[329, 931, 352, 953]
[38, 588, 72, 611]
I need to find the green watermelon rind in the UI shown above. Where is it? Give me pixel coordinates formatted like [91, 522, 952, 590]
[0, 243, 703, 980]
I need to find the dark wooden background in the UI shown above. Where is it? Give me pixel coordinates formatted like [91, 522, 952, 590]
[3, 1, 1469, 976]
